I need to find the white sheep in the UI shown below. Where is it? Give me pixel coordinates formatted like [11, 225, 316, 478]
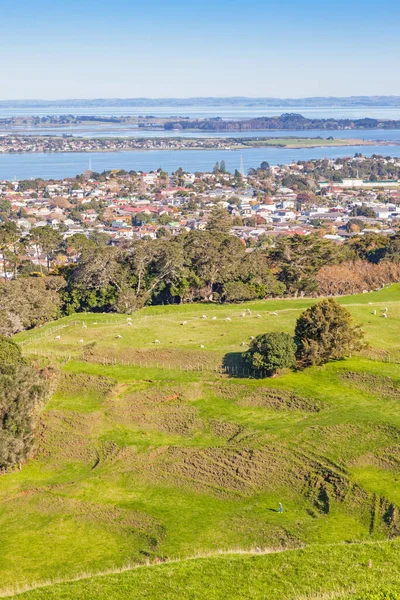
[225, 317, 231, 321]
[256, 314, 262, 318]
[181, 321, 188, 325]
[241, 312, 246, 317]
[54, 335, 60, 340]
[127, 317, 132, 321]
[246, 308, 251, 313]
[154, 339, 160, 344]
[116, 335, 122, 339]
[271, 312, 278, 316]
[202, 315, 208, 319]
[200, 344, 205, 348]
[93, 322, 98, 325]
[240, 342, 246, 346]
[212, 316, 217, 320]
[82, 323, 87, 329]
[249, 336, 255, 340]
[383, 307, 388, 312]
[127, 322, 132, 326]
[373, 310, 377, 315]
[78, 339, 84, 344]
[383, 313, 388, 318]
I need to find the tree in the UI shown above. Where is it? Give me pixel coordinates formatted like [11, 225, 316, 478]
[270, 234, 340, 296]
[220, 160, 227, 173]
[205, 206, 232, 234]
[243, 332, 297, 376]
[0, 337, 49, 471]
[28, 226, 63, 272]
[294, 298, 364, 366]
[345, 218, 365, 233]
[350, 206, 377, 218]
[213, 161, 220, 175]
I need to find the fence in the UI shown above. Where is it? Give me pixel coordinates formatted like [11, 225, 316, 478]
[360, 348, 400, 364]
[19, 318, 125, 348]
[83, 355, 266, 378]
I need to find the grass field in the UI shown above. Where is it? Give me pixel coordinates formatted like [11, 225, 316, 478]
[2, 285, 400, 598]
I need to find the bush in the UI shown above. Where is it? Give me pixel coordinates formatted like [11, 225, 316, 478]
[243, 332, 297, 376]
[295, 298, 364, 366]
[0, 339, 49, 471]
[0, 335, 22, 369]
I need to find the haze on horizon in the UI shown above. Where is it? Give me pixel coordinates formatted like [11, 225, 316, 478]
[1, 0, 400, 101]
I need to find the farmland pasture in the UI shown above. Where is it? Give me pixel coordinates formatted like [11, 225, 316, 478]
[1, 284, 400, 598]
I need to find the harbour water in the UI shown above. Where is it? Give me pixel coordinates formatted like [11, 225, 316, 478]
[3, 128, 400, 141]
[1, 145, 399, 181]
[2, 106, 400, 120]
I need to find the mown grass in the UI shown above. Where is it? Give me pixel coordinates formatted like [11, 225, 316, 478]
[1, 284, 399, 598]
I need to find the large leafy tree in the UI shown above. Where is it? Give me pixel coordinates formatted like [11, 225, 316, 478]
[294, 299, 364, 366]
[270, 234, 340, 295]
[243, 332, 297, 376]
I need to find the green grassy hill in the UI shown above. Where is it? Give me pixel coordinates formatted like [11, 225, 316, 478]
[1, 285, 400, 598]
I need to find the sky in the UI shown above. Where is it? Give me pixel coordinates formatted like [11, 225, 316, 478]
[1, 0, 400, 100]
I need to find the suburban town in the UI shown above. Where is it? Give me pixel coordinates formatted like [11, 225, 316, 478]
[1, 155, 400, 278]
[0, 134, 371, 154]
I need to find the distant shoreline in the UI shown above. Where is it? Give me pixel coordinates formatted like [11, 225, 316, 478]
[0, 136, 388, 155]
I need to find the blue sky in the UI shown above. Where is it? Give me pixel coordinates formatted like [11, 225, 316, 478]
[1, 0, 399, 99]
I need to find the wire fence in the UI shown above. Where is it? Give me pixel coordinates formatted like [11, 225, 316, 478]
[19, 318, 126, 347]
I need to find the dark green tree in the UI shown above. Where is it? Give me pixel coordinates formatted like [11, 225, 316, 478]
[243, 332, 297, 376]
[294, 298, 364, 366]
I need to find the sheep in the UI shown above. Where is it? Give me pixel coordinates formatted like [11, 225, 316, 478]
[54, 335, 60, 340]
[212, 316, 217, 320]
[246, 308, 251, 314]
[249, 336, 255, 340]
[373, 310, 377, 315]
[383, 307, 388, 312]
[127, 322, 133, 326]
[93, 322, 98, 325]
[241, 312, 246, 317]
[256, 314, 262, 318]
[383, 313, 388, 318]
[82, 323, 87, 329]
[271, 312, 278, 316]
[201, 315, 208, 319]
[78, 339, 84, 344]
[127, 317, 132, 321]
[240, 342, 247, 347]
[154, 339, 160, 344]
[116, 335, 123, 339]
[200, 344, 205, 348]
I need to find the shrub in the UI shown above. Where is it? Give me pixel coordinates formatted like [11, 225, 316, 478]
[0, 335, 22, 369]
[295, 298, 364, 366]
[0, 339, 49, 471]
[243, 332, 297, 376]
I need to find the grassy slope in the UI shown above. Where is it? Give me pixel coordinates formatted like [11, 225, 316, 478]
[9, 542, 400, 600]
[1, 285, 399, 598]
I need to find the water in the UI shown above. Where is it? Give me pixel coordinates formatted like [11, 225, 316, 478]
[2, 106, 400, 120]
[1, 145, 398, 181]
[3, 127, 400, 142]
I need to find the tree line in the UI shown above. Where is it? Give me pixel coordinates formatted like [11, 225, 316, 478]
[1, 216, 400, 337]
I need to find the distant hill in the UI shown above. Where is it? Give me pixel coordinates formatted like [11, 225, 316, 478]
[2, 96, 400, 108]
